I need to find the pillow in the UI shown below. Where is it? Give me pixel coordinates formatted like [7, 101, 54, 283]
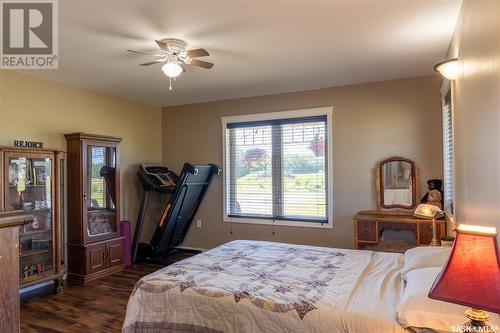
[397, 267, 500, 332]
[401, 246, 451, 280]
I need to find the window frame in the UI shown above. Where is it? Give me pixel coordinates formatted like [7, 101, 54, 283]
[440, 79, 456, 224]
[221, 107, 334, 229]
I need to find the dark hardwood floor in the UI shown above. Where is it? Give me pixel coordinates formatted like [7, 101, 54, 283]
[20, 254, 193, 333]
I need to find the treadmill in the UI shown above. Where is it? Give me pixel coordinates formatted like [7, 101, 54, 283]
[131, 162, 220, 264]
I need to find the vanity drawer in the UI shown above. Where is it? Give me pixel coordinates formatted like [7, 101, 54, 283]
[418, 222, 444, 245]
[357, 221, 377, 242]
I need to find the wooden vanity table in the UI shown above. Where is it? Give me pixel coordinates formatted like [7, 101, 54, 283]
[353, 210, 446, 251]
[0, 211, 32, 333]
[354, 156, 447, 252]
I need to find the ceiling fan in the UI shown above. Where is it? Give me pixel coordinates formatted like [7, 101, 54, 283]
[127, 38, 214, 90]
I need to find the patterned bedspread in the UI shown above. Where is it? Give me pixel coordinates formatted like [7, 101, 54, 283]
[123, 240, 376, 333]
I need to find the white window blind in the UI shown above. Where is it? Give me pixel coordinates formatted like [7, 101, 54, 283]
[442, 89, 455, 216]
[225, 115, 328, 223]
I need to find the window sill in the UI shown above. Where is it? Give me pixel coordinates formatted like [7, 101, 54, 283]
[223, 216, 333, 229]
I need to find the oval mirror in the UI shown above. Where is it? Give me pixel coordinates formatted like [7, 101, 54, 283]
[378, 157, 417, 209]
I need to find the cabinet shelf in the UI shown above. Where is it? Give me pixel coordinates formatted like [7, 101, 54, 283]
[9, 184, 47, 188]
[21, 268, 55, 284]
[18, 207, 51, 212]
[20, 248, 51, 258]
[19, 228, 52, 236]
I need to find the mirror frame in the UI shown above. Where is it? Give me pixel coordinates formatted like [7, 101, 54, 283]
[376, 156, 417, 210]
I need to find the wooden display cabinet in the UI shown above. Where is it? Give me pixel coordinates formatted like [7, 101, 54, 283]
[0, 146, 66, 293]
[65, 133, 124, 283]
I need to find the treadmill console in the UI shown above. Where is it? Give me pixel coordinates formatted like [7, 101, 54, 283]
[138, 163, 179, 191]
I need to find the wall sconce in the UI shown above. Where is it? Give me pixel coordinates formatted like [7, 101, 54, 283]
[433, 58, 459, 80]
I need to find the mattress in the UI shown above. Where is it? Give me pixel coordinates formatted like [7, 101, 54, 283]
[122, 240, 406, 333]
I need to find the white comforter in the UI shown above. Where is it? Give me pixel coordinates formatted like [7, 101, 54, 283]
[123, 240, 406, 333]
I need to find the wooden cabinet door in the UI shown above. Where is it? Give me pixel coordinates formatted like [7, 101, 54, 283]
[106, 238, 123, 268]
[418, 222, 435, 245]
[0, 228, 20, 333]
[3, 151, 58, 286]
[86, 242, 106, 274]
[81, 140, 121, 245]
[418, 222, 444, 245]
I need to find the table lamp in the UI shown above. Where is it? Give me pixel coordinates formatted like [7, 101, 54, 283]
[414, 203, 444, 246]
[429, 224, 500, 332]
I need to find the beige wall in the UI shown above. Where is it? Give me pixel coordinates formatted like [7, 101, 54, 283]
[0, 70, 162, 232]
[162, 76, 443, 250]
[447, 0, 500, 233]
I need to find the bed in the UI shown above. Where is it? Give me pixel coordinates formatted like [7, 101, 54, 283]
[122, 240, 499, 333]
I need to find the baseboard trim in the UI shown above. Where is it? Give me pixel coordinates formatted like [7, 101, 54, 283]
[67, 265, 124, 284]
[176, 245, 207, 252]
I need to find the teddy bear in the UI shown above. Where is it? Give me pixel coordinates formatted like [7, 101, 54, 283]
[420, 179, 443, 209]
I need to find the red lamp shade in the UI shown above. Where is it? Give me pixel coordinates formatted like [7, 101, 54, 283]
[428, 224, 500, 313]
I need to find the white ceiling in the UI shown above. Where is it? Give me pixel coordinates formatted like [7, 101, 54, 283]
[28, 0, 462, 107]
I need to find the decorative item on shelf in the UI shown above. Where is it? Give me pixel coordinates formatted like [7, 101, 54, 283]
[9, 162, 19, 184]
[32, 215, 40, 229]
[414, 203, 444, 246]
[22, 201, 33, 210]
[20, 238, 33, 251]
[429, 224, 499, 332]
[433, 58, 459, 80]
[420, 179, 443, 210]
[36, 262, 44, 274]
[32, 239, 52, 250]
[34, 162, 47, 185]
[13, 140, 44, 149]
[16, 191, 25, 210]
[34, 200, 46, 210]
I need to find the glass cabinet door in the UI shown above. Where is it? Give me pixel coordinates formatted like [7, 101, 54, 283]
[86, 145, 117, 237]
[6, 155, 55, 283]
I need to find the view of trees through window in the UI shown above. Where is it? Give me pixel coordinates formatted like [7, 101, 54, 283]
[89, 146, 106, 208]
[226, 118, 327, 221]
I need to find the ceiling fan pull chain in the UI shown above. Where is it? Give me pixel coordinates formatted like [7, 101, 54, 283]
[169, 77, 172, 91]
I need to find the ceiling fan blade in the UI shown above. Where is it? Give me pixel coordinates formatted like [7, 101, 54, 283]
[190, 59, 214, 69]
[187, 48, 209, 58]
[127, 49, 159, 56]
[140, 59, 164, 66]
[155, 40, 167, 51]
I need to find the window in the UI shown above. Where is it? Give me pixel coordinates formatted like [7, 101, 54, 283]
[441, 81, 455, 219]
[222, 107, 333, 228]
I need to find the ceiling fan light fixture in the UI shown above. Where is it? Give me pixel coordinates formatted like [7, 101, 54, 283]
[433, 58, 459, 80]
[128, 37, 213, 91]
[162, 61, 183, 78]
